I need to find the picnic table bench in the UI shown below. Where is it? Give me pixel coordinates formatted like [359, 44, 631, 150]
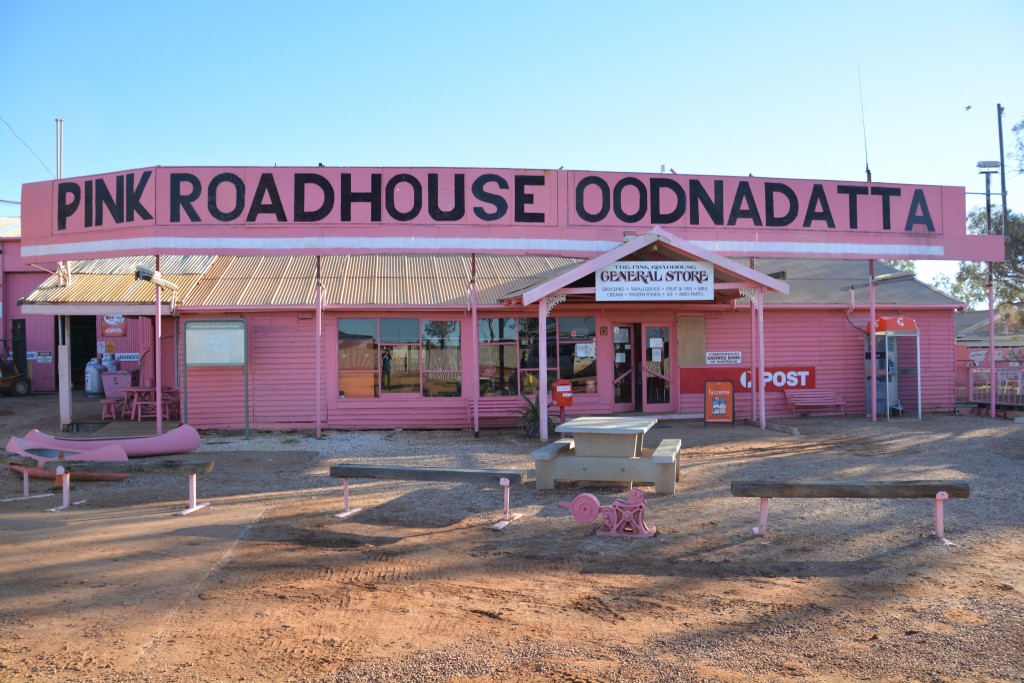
[731, 479, 971, 538]
[1, 455, 215, 515]
[784, 389, 846, 416]
[329, 463, 529, 529]
[531, 435, 680, 494]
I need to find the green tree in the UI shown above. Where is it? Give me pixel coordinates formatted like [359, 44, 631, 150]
[944, 208, 1024, 309]
[880, 259, 915, 273]
[1013, 115, 1024, 175]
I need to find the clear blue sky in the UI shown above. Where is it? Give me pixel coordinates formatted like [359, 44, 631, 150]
[3, 1, 1022, 283]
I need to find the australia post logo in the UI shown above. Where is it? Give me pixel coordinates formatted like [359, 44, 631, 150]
[740, 367, 815, 390]
[682, 366, 816, 393]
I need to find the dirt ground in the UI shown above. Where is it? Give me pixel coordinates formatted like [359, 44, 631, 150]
[1, 394, 1023, 683]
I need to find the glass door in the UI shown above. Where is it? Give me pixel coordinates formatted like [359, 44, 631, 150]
[642, 325, 672, 412]
[612, 324, 639, 412]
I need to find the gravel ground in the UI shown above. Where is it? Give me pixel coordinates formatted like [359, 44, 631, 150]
[1, 395, 1022, 682]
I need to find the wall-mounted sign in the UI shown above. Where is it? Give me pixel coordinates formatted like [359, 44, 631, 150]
[102, 314, 126, 336]
[683, 366, 817, 393]
[36, 351, 52, 364]
[706, 351, 742, 365]
[115, 352, 141, 362]
[596, 261, 713, 302]
[26, 351, 38, 361]
[21, 167, 998, 264]
[704, 380, 735, 426]
[185, 320, 247, 366]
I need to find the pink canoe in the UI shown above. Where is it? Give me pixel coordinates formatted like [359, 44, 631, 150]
[6, 436, 130, 481]
[21, 423, 201, 459]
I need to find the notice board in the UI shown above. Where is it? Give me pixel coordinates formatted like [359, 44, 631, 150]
[704, 380, 735, 427]
[185, 320, 247, 366]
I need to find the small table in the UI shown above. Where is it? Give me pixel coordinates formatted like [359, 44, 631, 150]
[555, 416, 658, 458]
[118, 387, 154, 419]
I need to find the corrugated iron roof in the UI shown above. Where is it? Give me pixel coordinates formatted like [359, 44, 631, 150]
[751, 258, 958, 307]
[17, 253, 960, 311]
[20, 255, 216, 305]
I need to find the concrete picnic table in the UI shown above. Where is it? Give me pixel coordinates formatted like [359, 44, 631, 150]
[554, 416, 659, 458]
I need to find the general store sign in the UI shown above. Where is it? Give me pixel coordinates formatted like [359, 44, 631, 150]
[596, 261, 713, 301]
[19, 166, 1005, 263]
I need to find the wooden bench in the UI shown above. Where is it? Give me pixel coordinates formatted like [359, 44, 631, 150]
[731, 479, 971, 538]
[329, 463, 529, 529]
[784, 389, 846, 416]
[2, 455, 215, 515]
[531, 437, 678, 494]
[467, 398, 521, 430]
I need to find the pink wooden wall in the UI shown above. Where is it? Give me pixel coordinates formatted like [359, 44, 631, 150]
[699, 308, 955, 418]
[179, 305, 956, 431]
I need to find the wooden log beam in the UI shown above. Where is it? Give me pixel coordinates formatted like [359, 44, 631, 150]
[330, 464, 526, 484]
[2, 455, 214, 475]
[731, 480, 970, 499]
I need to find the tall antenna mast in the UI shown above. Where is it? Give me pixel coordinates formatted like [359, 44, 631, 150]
[858, 63, 871, 182]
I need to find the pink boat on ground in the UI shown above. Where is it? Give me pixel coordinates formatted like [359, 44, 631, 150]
[21, 424, 202, 459]
[6, 436, 130, 481]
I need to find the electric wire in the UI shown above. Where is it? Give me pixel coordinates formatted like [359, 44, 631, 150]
[0, 115, 55, 178]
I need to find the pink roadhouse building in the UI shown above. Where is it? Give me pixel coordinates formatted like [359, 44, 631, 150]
[8, 166, 1005, 434]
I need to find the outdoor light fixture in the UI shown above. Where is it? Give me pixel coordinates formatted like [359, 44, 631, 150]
[134, 265, 180, 291]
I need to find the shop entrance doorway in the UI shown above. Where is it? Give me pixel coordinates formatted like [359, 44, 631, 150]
[612, 323, 673, 413]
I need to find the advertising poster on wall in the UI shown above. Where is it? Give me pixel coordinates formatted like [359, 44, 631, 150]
[704, 380, 735, 427]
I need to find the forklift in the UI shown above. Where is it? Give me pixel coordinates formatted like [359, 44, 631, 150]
[0, 339, 31, 396]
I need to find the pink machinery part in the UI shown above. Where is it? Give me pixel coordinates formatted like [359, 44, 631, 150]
[559, 488, 656, 538]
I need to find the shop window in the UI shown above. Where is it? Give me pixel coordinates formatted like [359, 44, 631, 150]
[338, 318, 379, 398]
[381, 318, 421, 394]
[338, 318, 461, 398]
[517, 317, 557, 394]
[478, 316, 591, 395]
[557, 316, 597, 393]
[422, 321, 462, 397]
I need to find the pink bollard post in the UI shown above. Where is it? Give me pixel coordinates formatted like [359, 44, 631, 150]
[334, 477, 362, 519]
[934, 491, 949, 538]
[491, 477, 522, 530]
[753, 497, 770, 535]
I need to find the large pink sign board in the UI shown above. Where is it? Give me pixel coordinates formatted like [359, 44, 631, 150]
[19, 166, 1005, 263]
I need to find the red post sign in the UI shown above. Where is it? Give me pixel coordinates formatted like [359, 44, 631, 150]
[704, 380, 735, 427]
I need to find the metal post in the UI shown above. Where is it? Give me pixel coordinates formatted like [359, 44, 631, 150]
[538, 300, 548, 441]
[997, 104, 1009, 237]
[155, 261, 163, 435]
[757, 289, 766, 428]
[988, 267, 996, 418]
[471, 255, 480, 437]
[869, 261, 877, 422]
[315, 256, 322, 439]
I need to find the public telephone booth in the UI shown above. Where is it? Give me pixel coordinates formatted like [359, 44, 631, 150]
[866, 315, 922, 420]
